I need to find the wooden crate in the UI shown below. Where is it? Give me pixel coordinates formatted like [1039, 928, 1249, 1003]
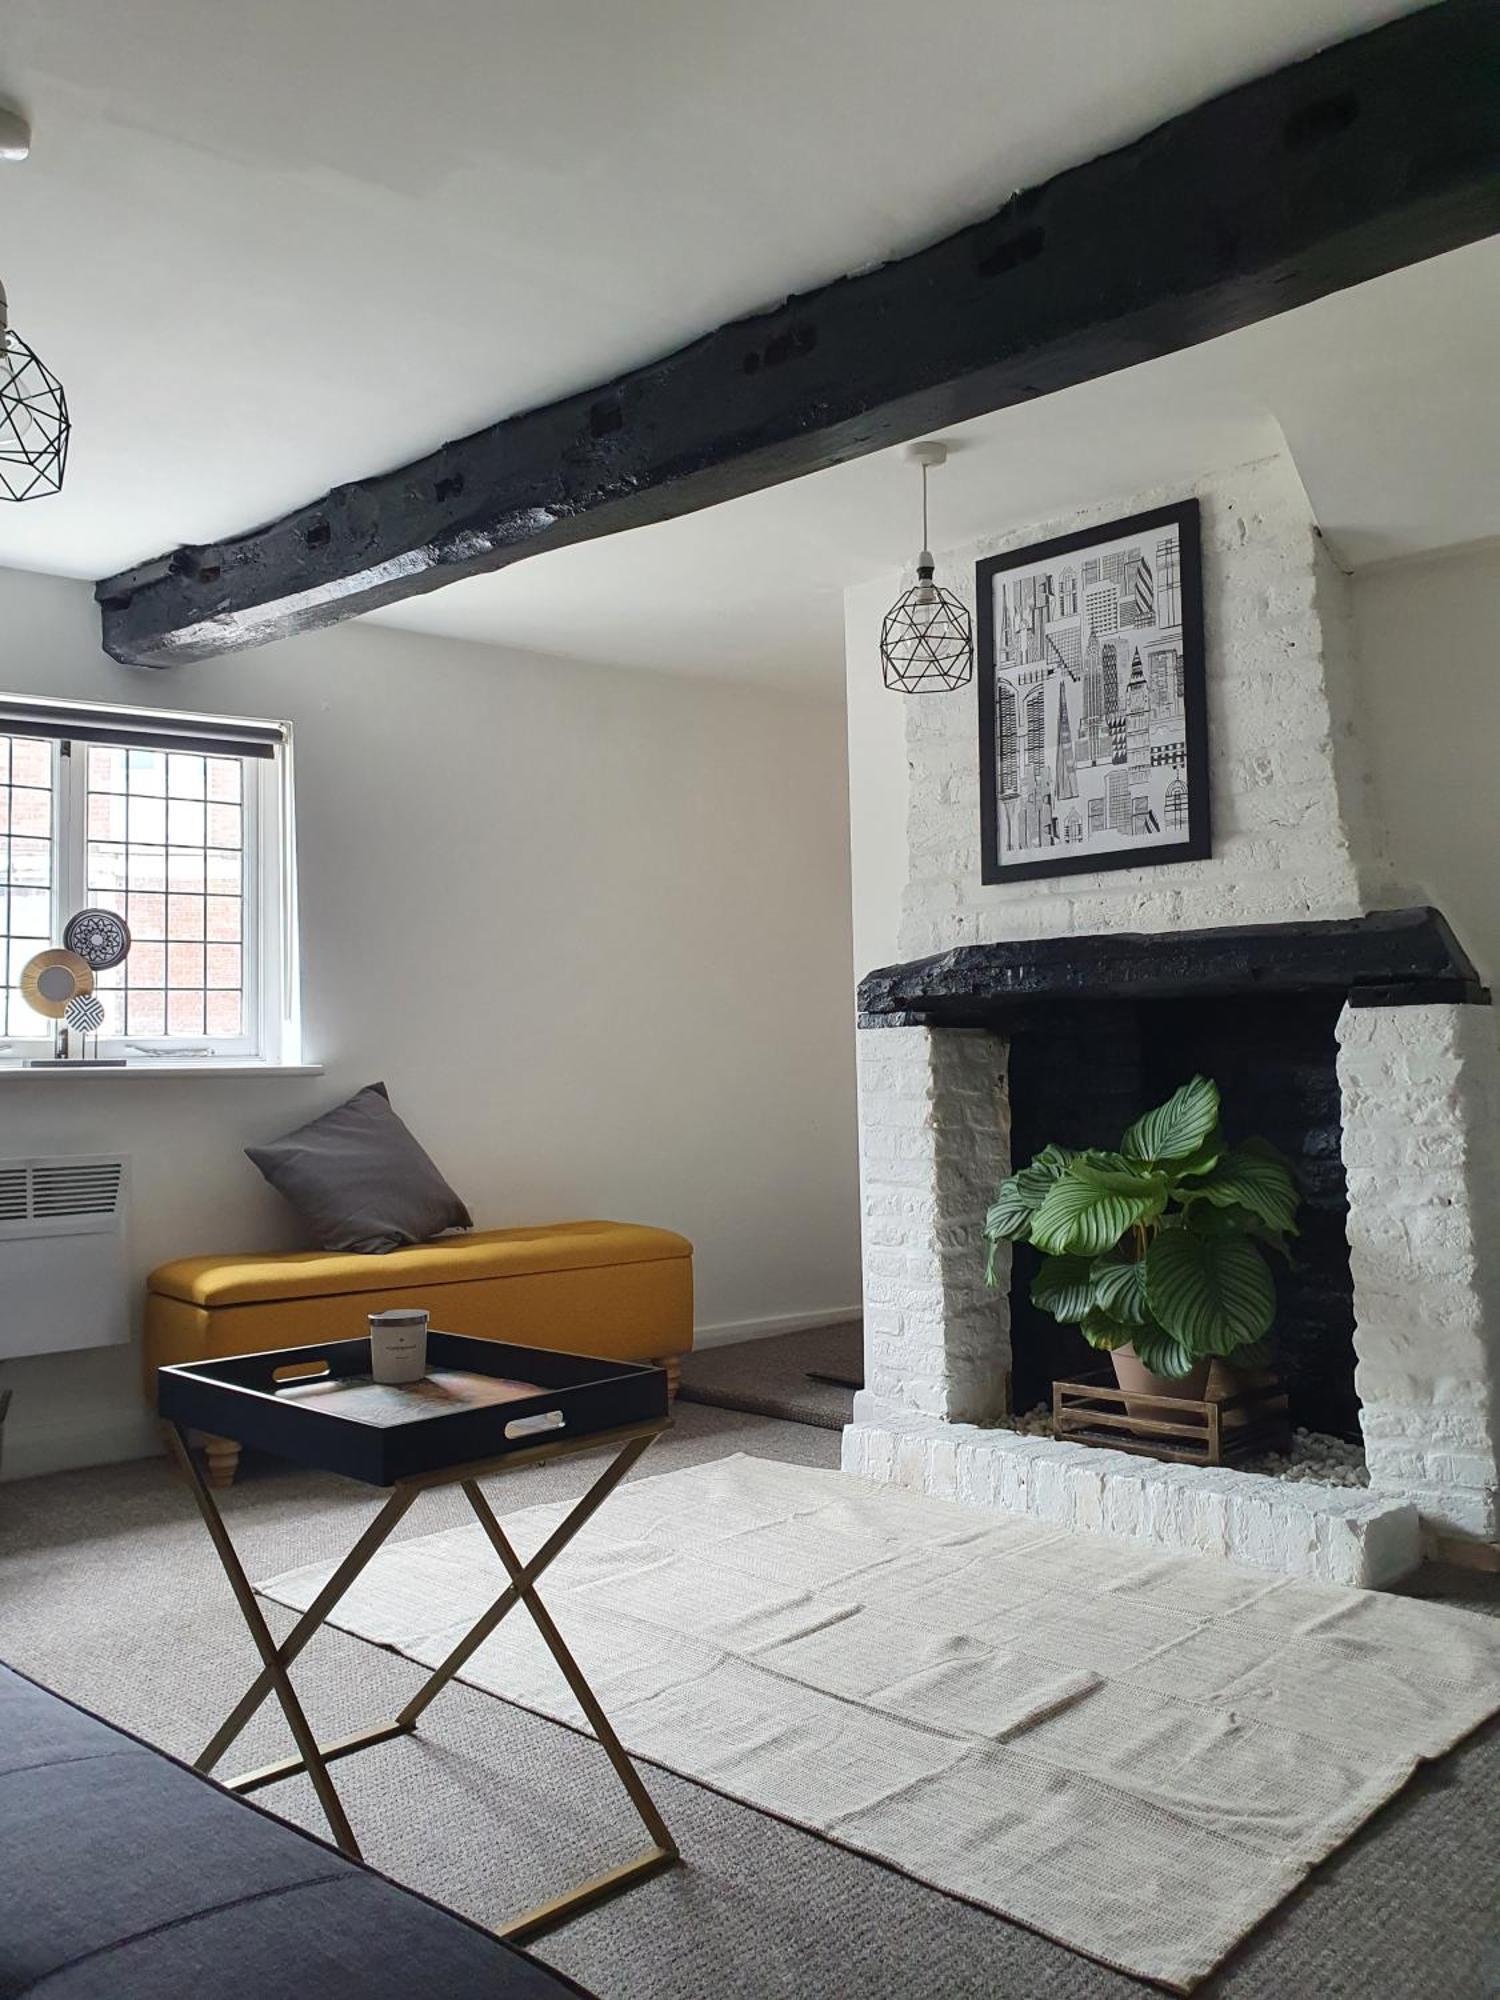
[1051, 1370, 1291, 1468]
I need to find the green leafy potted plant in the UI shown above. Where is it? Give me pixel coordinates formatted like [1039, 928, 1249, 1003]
[983, 1075, 1300, 1400]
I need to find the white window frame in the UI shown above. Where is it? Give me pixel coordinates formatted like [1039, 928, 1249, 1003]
[0, 708, 300, 1068]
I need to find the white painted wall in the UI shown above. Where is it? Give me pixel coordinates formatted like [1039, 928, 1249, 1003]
[842, 619, 908, 982]
[1353, 541, 1500, 989]
[0, 567, 860, 1478]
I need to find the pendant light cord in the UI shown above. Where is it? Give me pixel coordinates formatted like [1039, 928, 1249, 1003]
[921, 462, 930, 551]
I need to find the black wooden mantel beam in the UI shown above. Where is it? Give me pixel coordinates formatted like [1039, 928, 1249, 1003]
[98, 0, 1500, 667]
[856, 908, 1488, 1030]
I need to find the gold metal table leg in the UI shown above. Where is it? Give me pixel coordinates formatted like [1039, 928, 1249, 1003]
[462, 1478, 680, 1937]
[175, 1423, 679, 1928]
[397, 1430, 655, 1729]
[197, 1481, 418, 1774]
[168, 1425, 363, 1859]
[497, 1846, 679, 1946]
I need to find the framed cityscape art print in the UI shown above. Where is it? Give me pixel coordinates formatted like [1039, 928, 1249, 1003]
[977, 498, 1209, 885]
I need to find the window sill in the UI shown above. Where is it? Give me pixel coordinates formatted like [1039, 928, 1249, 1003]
[0, 1060, 324, 1079]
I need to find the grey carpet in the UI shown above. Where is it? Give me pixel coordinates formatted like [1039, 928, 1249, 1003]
[1, 1402, 1496, 2000]
[678, 1321, 863, 1430]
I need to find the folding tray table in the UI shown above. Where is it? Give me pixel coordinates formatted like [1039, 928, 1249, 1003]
[158, 1331, 677, 1943]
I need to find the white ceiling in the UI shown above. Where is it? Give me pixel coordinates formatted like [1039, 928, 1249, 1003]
[3, 0, 1493, 693]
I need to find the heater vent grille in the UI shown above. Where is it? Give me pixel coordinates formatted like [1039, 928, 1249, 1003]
[0, 1156, 129, 1237]
[0, 1156, 131, 1357]
[28, 1160, 125, 1219]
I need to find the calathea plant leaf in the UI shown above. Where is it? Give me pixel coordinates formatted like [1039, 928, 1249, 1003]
[985, 1143, 1074, 1243]
[1029, 1157, 1167, 1258]
[1171, 1127, 1226, 1180]
[1127, 1321, 1200, 1379]
[1227, 1138, 1301, 1229]
[986, 1187, 1037, 1248]
[1070, 1149, 1155, 1182]
[1144, 1229, 1276, 1355]
[1090, 1254, 1150, 1325]
[1186, 1199, 1295, 1264]
[1122, 1074, 1221, 1164]
[1030, 1255, 1097, 1323]
[1079, 1306, 1135, 1352]
[1183, 1140, 1300, 1238]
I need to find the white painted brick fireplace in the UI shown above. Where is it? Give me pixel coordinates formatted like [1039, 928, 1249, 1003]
[843, 456, 1500, 1587]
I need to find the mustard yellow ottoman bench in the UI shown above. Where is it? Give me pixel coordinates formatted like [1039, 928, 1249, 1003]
[145, 1220, 693, 1486]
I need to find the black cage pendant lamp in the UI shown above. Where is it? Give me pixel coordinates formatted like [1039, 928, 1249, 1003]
[880, 440, 972, 693]
[0, 106, 69, 502]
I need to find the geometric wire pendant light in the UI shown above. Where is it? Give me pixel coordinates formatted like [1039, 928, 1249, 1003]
[0, 284, 70, 502]
[880, 440, 973, 693]
[0, 109, 69, 503]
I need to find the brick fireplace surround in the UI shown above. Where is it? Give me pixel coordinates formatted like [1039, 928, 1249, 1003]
[842, 457, 1500, 1588]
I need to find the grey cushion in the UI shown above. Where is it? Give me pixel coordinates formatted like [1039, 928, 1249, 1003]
[0, 1661, 590, 2000]
[245, 1082, 472, 1254]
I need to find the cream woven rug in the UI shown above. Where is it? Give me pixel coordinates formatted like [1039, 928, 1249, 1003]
[260, 1453, 1500, 1992]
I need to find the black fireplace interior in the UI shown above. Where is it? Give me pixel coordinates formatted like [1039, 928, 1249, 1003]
[1003, 993, 1357, 1437]
[856, 909, 1490, 1449]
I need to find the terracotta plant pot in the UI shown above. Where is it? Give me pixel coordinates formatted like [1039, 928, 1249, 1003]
[1111, 1343, 1210, 1407]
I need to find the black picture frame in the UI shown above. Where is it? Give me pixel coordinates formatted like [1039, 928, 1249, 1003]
[977, 498, 1209, 885]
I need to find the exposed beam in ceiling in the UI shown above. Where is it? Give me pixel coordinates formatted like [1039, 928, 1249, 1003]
[98, 0, 1500, 668]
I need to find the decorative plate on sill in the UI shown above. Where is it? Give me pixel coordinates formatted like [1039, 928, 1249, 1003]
[65, 992, 107, 1034]
[63, 907, 132, 971]
[19, 948, 95, 1019]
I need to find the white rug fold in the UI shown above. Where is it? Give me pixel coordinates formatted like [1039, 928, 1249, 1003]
[260, 1453, 1500, 1992]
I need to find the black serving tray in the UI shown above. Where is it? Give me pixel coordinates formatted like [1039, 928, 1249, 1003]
[158, 1332, 669, 1486]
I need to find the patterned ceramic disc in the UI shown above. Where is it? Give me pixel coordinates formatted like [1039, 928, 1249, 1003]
[65, 992, 106, 1034]
[19, 948, 94, 1020]
[63, 907, 132, 971]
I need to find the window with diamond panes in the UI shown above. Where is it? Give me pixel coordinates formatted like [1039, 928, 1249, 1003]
[0, 733, 56, 1040]
[84, 745, 247, 1042]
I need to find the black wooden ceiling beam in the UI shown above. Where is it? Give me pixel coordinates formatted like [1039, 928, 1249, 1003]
[98, 0, 1500, 667]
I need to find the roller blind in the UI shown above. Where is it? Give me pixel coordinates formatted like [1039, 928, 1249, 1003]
[0, 696, 286, 761]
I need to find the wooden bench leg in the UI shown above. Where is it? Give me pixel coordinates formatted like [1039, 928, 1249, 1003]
[203, 1435, 242, 1490]
[654, 1356, 681, 1403]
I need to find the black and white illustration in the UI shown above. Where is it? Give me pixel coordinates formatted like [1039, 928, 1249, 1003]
[977, 499, 1208, 884]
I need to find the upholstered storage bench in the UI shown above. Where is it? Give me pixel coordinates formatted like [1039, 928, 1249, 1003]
[145, 1220, 693, 1486]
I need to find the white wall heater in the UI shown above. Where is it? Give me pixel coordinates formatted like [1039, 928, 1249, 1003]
[0, 1156, 130, 1358]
